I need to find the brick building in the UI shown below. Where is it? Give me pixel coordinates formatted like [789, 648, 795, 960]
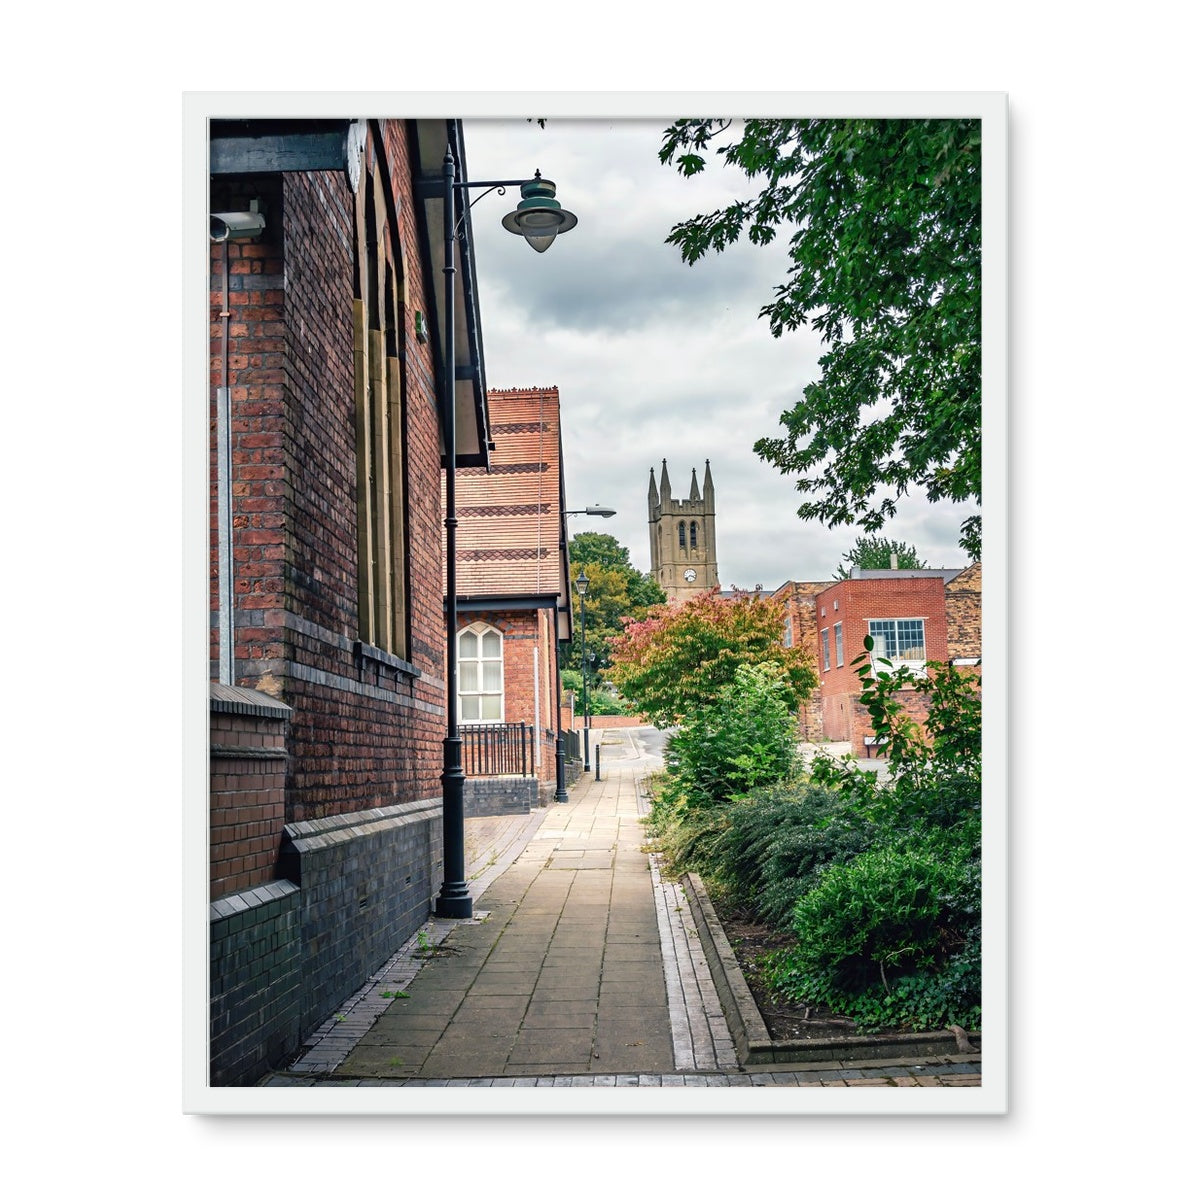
[450, 386, 575, 812]
[207, 118, 497, 1084]
[773, 565, 982, 753]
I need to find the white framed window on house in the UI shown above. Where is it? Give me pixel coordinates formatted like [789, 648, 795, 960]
[867, 618, 926, 675]
[834, 621, 844, 667]
[458, 622, 504, 722]
[821, 628, 830, 671]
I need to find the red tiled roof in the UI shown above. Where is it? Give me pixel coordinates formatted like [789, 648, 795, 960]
[444, 387, 568, 600]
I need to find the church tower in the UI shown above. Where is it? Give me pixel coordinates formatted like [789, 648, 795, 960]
[648, 459, 719, 601]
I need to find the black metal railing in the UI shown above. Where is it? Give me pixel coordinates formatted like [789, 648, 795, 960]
[462, 722, 536, 777]
[561, 728, 581, 762]
[559, 724, 578, 763]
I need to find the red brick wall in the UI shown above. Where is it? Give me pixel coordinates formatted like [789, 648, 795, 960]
[457, 608, 560, 783]
[567, 713, 646, 729]
[209, 175, 287, 673]
[209, 712, 288, 899]
[210, 120, 449, 825]
[773, 581, 830, 741]
[814, 576, 949, 746]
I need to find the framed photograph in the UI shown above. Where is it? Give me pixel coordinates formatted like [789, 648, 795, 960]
[186, 91, 1006, 1116]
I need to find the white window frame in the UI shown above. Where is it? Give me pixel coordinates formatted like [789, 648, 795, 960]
[834, 621, 844, 667]
[458, 621, 504, 724]
[867, 617, 927, 676]
[821, 628, 830, 672]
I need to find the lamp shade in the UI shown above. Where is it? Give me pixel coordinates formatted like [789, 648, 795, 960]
[574, 571, 589, 596]
[501, 173, 578, 253]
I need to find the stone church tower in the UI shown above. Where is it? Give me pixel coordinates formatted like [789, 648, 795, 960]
[648, 460, 719, 601]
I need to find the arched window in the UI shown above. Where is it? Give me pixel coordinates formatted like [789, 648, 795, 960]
[690, 520, 698, 549]
[678, 521, 686, 548]
[458, 622, 503, 722]
[354, 124, 409, 658]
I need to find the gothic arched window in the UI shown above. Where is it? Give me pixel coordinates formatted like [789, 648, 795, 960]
[458, 622, 503, 722]
[678, 521, 686, 548]
[690, 520, 698, 549]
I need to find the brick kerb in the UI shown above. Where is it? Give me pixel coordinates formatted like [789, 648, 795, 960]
[681, 870, 982, 1067]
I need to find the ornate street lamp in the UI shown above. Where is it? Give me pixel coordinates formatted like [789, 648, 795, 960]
[436, 147, 578, 921]
[574, 569, 592, 773]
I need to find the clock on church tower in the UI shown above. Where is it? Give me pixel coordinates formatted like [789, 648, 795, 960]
[647, 459, 720, 602]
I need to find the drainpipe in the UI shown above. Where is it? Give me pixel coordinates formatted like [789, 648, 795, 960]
[215, 238, 235, 685]
[210, 202, 265, 686]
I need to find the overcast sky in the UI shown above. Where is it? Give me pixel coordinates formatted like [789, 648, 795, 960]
[461, 116, 980, 588]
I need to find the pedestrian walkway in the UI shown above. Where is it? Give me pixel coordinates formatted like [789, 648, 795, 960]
[335, 732, 678, 1080]
[261, 728, 979, 1089]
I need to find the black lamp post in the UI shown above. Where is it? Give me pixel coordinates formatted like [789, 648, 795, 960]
[574, 569, 592, 772]
[436, 146, 578, 920]
[554, 506, 615, 802]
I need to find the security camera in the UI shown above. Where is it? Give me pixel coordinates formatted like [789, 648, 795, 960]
[210, 211, 266, 242]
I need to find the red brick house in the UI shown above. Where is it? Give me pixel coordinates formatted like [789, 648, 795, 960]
[206, 117, 496, 1084]
[449, 386, 574, 811]
[773, 564, 982, 754]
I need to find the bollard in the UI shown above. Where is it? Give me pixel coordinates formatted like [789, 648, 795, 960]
[595, 744, 601, 781]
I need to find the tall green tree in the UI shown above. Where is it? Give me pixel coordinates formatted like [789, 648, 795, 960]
[660, 118, 982, 560]
[607, 588, 816, 727]
[563, 533, 665, 678]
[834, 535, 928, 579]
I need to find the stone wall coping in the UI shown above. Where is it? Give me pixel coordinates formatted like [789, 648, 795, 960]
[284, 797, 442, 853]
[210, 683, 292, 720]
[354, 640, 420, 677]
[209, 878, 299, 922]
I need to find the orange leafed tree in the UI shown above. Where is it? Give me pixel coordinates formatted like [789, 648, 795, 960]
[606, 587, 817, 727]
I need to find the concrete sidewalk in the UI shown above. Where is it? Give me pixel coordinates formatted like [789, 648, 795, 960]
[333, 735, 679, 1080]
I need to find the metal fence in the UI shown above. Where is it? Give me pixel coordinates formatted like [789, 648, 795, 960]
[461, 722, 536, 777]
[561, 728, 581, 762]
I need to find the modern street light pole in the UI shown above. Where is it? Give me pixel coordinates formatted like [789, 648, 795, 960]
[436, 145, 577, 920]
[554, 506, 616, 800]
[574, 569, 591, 772]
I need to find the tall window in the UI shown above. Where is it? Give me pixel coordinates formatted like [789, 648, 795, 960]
[354, 126, 409, 657]
[678, 521, 686, 548]
[867, 618, 926, 673]
[689, 520, 698, 549]
[834, 621, 844, 667]
[458, 623, 503, 722]
[821, 628, 830, 671]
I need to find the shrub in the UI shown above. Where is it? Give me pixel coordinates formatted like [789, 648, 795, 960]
[766, 844, 981, 1030]
[662, 663, 798, 809]
[769, 939, 982, 1033]
[693, 780, 872, 926]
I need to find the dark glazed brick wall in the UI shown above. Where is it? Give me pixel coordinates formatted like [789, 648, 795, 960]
[209, 881, 301, 1086]
[281, 800, 443, 1038]
[464, 776, 539, 817]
